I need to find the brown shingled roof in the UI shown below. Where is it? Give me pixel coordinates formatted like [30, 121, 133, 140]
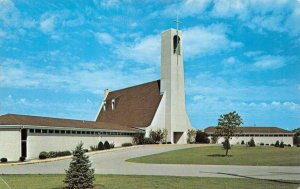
[96, 80, 162, 128]
[0, 114, 133, 131]
[204, 126, 292, 134]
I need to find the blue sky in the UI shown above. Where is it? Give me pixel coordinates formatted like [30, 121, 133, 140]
[0, 0, 299, 130]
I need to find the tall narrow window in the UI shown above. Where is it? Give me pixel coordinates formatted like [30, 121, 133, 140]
[173, 35, 181, 55]
[103, 101, 106, 111]
[112, 99, 115, 111]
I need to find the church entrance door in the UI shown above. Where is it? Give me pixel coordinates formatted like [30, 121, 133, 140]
[173, 132, 184, 144]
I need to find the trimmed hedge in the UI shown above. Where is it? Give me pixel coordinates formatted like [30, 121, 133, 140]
[0, 158, 8, 163]
[39, 150, 71, 160]
[122, 143, 133, 147]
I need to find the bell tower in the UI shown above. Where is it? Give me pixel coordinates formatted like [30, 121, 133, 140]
[160, 28, 192, 144]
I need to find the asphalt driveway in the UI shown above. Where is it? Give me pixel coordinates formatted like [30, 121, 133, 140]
[0, 144, 299, 181]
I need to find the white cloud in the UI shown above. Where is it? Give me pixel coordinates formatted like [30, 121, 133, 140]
[162, 0, 211, 17]
[0, 58, 157, 94]
[93, 0, 120, 8]
[253, 55, 286, 70]
[222, 56, 238, 66]
[184, 25, 243, 58]
[0, 29, 6, 37]
[40, 14, 57, 33]
[211, 0, 300, 35]
[95, 32, 114, 44]
[116, 35, 160, 65]
[244, 51, 263, 57]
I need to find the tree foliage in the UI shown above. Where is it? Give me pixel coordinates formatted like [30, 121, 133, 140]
[64, 142, 95, 189]
[187, 129, 196, 143]
[133, 132, 145, 145]
[149, 129, 167, 144]
[195, 130, 210, 143]
[214, 111, 243, 156]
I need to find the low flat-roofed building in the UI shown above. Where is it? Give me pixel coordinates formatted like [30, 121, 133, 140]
[204, 126, 294, 146]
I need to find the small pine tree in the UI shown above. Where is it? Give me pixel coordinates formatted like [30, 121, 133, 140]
[64, 142, 95, 189]
[241, 140, 245, 145]
[279, 141, 284, 148]
[248, 138, 256, 147]
[275, 140, 280, 147]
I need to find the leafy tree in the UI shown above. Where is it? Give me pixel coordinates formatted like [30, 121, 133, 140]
[187, 129, 196, 143]
[214, 111, 243, 156]
[149, 129, 164, 143]
[133, 132, 145, 144]
[64, 142, 95, 189]
[195, 130, 209, 143]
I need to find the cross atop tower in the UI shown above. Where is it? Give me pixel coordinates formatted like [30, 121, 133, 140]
[173, 15, 181, 31]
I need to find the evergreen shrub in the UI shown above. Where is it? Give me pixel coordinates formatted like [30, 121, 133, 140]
[248, 138, 256, 147]
[279, 141, 284, 148]
[98, 142, 104, 150]
[0, 158, 8, 163]
[64, 142, 94, 189]
[39, 151, 48, 159]
[275, 140, 280, 147]
[104, 141, 110, 149]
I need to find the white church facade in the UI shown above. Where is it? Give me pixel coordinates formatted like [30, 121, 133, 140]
[0, 28, 192, 161]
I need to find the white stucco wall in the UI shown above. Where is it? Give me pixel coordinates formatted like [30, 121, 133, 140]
[0, 129, 21, 161]
[27, 134, 133, 159]
[210, 136, 294, 146]
[145, 92, 166, 137]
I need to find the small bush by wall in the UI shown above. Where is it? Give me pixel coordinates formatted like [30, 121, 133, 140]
[260, 142, 264, 146]
[19, 156, 26, 162]
[39, 151, 71, 160]
[241, 140, 245, 145]
[122, 143, 133, 147]
[39, 151, 48, 159]
[275, 140, 280, 147]
[98, 142, 104, 150]
[90, 145, 98, 151]
[1, 158, 8, 163]
[143, 137, 155, 144]
[279, 141, 284, 148]
[104, 141, 110, 150]
[109, 143, 115, 149]
[248, 138, 256, 147]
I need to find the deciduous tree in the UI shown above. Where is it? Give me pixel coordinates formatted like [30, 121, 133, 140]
[214, 111, 243, 156]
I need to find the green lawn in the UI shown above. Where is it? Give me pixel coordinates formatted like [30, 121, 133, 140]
[0, 174, 299, 189]
[127, 146, 300, 166]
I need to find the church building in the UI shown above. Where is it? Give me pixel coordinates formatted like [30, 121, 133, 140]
[0, 28, 192, 161]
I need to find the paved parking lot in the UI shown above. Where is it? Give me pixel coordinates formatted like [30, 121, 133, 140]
[0, 144, 299, 181]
